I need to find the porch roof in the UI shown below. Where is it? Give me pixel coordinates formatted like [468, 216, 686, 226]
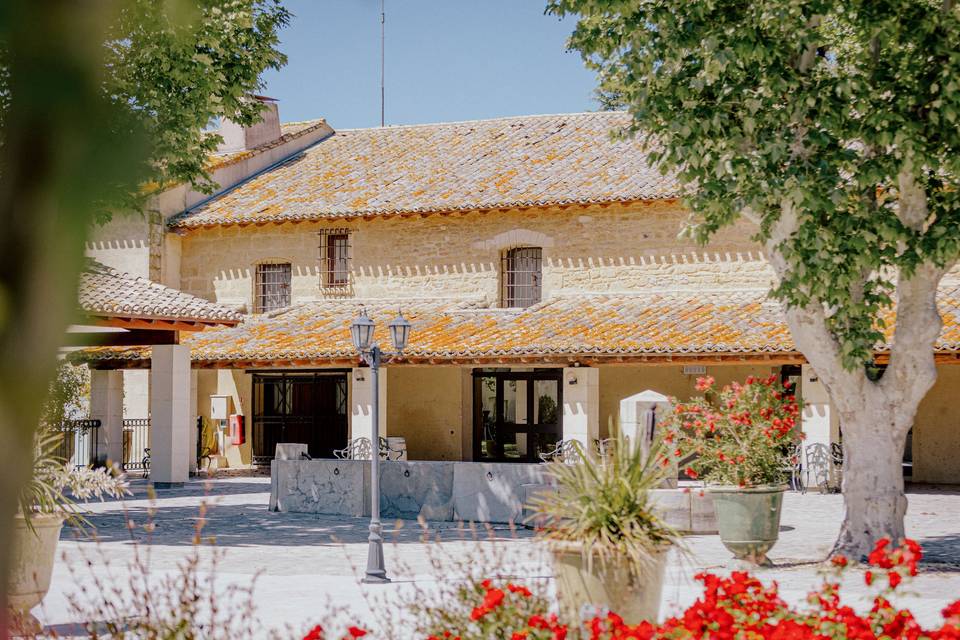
[168, 112, 679, 230]
[75, 287, 960, 367]
[79, 259, 242, 329]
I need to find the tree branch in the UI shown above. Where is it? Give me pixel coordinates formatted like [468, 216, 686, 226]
[765, 201, 867, 404]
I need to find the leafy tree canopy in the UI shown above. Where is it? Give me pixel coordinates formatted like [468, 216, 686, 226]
[1, 0, 290, 210]
[550, 0, 960, 369]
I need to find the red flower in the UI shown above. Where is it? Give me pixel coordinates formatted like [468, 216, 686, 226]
[831, 555, 848, 568]
[507, 583, 532, 597]
[346, 627, 367, 638]
[470, 606, 488, 621]
[482, 587, 505, 609]
[685, 467, 698, 479]
[865, 570, 874, 586]
[888, 571, 902, 589]
[303, 625, 324, 640]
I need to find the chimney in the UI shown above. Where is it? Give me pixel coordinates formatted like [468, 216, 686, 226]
[215, 95, 282, 154]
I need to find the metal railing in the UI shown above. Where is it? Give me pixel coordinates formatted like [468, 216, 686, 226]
[52, 420, 100, 470]
[122, 418, 150, 474]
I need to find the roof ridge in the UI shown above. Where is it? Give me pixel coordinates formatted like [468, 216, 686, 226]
[548, 288, 773, 299]
[331, 110, 627, 134]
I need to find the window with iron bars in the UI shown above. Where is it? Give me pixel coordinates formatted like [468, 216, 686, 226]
[318, 229, 352, 289]
[501, 247, 542, 308]
[255, 262, 291, 313]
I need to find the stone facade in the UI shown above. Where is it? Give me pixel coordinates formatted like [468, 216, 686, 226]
[176, 202, 774, 312]
[85, 159, 960, 485]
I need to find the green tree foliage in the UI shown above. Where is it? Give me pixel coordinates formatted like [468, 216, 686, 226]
[548, 0, 960, 369]
[105, 0, 290, 201]
[0, 2, 290, 629]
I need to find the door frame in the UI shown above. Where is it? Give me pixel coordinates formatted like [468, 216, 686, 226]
[250, 369, 350, 464]
[471, 368, 563, 463]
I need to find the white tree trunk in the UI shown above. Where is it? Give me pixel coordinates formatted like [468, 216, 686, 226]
[763, 190, 947, 560]
[832, 402, 911, 557]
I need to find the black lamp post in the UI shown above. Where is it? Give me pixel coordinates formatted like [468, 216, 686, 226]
[350, 308, 411, 584]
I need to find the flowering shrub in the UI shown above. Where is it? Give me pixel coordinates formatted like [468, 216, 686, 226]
[300, 539, 960, 639]
[658, 374, 801, 487]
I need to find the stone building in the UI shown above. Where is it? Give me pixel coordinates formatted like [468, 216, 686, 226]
[81, 108, 960, 485]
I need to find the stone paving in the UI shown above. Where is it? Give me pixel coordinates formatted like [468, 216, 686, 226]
[36, 476, 960, 638]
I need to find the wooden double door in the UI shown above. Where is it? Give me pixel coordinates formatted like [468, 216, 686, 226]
[252, 371, 348, 464]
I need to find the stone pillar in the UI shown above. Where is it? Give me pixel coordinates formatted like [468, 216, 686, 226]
[90, 369, 124, 467]
[351, 367, 388, 442]
[562, 367, 598, 448]
[150, 345, 191, 487]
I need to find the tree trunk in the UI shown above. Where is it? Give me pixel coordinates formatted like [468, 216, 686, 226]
[833, 403, 912, 558]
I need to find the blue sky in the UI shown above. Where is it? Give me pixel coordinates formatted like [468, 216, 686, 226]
[262, 0, 600, 129]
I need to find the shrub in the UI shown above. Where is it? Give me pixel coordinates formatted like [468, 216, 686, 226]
[658, 374, 801, 487]
[528, 434, 681, 574]
[302, 538, 960, 639]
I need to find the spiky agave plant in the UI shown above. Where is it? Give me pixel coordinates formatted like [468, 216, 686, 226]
[528, 432, 681, 572]
[19, 425, 128, 532]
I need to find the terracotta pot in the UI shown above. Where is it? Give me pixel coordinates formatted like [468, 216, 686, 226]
[10, 513, 64, 619]
[550, 541, 668, 625]
[707, 484, 787, 565]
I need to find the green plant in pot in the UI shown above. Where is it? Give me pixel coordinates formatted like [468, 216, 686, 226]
[528, 433, 681, 626]
[660, 374, 801, 565]
[11, 364, 128, 630]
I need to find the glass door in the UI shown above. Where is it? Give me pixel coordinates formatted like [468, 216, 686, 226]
[473, 370, 562, 463]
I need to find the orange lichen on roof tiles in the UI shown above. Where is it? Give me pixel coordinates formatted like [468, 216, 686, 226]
[169, 112, 678, 229]
[77, 287, 960, 366]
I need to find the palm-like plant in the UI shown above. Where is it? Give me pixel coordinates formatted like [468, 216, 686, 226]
[19, 363, 128, 530]
[528, 432, 681, 572]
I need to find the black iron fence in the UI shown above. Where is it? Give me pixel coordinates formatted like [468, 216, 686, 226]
[122, 418, 150, 474]
[52, 419, 100, 469]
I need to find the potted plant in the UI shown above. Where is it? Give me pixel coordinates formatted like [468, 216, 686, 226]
[528, 433, 681, 626]
[10, 364, 128, 630]
[661, 374, 801, 565]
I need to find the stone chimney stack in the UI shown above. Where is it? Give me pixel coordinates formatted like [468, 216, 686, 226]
[215, 95, 282, 154]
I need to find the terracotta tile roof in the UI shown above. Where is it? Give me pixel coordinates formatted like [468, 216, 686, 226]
[79, 260, 242, 326]
[205, 118, 329, 172]
[169, 112, 678, 229]
[79, 287, 960, 365]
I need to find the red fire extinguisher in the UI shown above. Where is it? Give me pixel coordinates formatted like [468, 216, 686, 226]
[229, 414, 245, 446]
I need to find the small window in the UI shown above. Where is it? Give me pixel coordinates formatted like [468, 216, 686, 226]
[319, 229, 352, 289]
[501, 247, 542, 308]
[255, 262, 291, 313]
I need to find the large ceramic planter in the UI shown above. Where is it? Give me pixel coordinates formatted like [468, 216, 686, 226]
[550, 542, 668, 625]
[708, 484, 787, 565]
[10, 513, 64, 623]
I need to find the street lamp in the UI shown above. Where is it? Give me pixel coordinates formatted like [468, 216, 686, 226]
[350, 307, 411, 584]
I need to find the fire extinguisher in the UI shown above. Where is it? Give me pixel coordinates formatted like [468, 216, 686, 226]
[229, 414, 245, 446]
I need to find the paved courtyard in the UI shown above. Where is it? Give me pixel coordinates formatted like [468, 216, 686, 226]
[35, 476, 960, 638]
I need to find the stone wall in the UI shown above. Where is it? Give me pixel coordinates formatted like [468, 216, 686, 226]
[177, 202, 774, 311]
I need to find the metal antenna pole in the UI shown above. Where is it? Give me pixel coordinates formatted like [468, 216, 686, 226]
[380, 0, 385, 127]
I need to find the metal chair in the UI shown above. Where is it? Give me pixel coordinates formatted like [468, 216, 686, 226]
[804, 443, 833, 494]
[333, 437, 401, 461]
[538, 440, 584, 464]
[831, 442, 844, 491]
[785, 443, 804, 493]
[333, 437, 373, 460]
